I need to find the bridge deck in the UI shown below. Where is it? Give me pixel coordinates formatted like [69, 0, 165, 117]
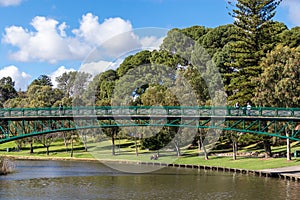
[0, 106, 300, 144]
[0, 106, 299, 118]
[1, 115, 300, 122]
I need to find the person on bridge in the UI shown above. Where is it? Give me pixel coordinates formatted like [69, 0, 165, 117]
[59, 104, 63, 115]
[234, 102, 239, 115]
[247, 102, 251, 116]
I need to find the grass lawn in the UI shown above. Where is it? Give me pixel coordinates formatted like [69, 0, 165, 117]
[1, 138, 300, 170]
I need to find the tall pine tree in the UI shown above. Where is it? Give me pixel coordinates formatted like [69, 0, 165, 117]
[226, 0, 282, 105]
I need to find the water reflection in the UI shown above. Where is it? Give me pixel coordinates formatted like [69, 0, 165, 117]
[0, 160, 299, 200]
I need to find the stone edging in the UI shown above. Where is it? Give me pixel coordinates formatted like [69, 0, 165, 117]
[115, 160, 300, 182]
[3, 155, 300, 182]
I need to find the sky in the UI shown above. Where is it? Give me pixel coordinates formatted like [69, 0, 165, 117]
[0, 0, 299, 90]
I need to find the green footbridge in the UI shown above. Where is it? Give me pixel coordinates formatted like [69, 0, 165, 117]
[0, 106, 300, 144]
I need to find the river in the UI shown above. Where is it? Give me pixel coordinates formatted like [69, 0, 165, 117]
[0, 160, 300, 200]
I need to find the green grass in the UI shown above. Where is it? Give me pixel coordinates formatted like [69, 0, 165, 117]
[175, 156, 300, 170]
[1, 138, 300, 170]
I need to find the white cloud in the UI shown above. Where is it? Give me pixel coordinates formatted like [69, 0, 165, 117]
[2, 13, 166, 82]
[73, 14, 141, 59]
[282, 0, 300, 26]
[50, 66, 76, 88]
[0, 65, 31, 90]
[3, 16, 74, 63]
[140, 36, 165, 50]
[80, 60, 113, 76]
[2, 13, 141, 64]
[2, 13, 166, 65]
[73, 14, 133, 45]
[0, 0, 22, 6]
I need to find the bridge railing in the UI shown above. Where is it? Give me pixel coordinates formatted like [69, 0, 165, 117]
[0, 106, 300, 118]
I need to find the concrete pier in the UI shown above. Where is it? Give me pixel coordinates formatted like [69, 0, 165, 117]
[261, 165, 300, 181]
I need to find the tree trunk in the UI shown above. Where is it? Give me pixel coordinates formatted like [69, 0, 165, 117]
[71, 135, 74, 158]
[29, 142, 33, 154]
[134, 134, 138, 156]
[198, 139, 201, 156]
[46, 146, 49, 156]
[286, 130, 291, 161]
[111, 134, 115, 156]
[199, 129, 208, 160]
[174, 141, 181, 157]
[233, 140, 237, 160]
[63, 132, 68, 147]
[82, 132, 88, 152]
[263, 137, 272, 158]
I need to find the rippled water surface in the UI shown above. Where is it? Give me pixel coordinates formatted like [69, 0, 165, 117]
[1, 160, 300, 200]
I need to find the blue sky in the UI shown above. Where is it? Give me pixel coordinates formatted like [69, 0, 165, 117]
[0, 0, 299, 90]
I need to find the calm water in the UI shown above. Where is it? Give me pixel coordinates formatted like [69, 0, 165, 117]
[0, 160, 300, 200]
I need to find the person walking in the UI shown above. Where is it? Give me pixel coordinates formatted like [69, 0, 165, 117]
[246, 102, 251, 116]
[59, 104, 63, 115]
[234, 102, 239, 115]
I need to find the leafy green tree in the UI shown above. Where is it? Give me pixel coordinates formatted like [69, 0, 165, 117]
[0, 77, 18, 105]
[160, 28, 194, 62]
[116, 50, 152, 77]
[35, 133, 57, 155]
[95, 70, 118, 105]
[101, 126, 119, 155]
[56, 71, 91, 101]
[260, 21, 287, 53]
[201, 24, 237, 57]
[150, 50, 185, 69]
[253, 45, 300, 158]
[27, 85, 62, 107]
[140, 127, 173, 152]
[29, 75, 53, 87]
[86, 69, 118, 106]
[253, 45, 300, 107]
[191, 42, 226, 105]
[280, 26, 300, 48]
[181, 26, 209, 42]
[160, 26, 209, 61]
[141, 85, 167, 106]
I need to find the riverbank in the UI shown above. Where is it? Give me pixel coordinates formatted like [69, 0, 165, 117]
[2, 155, 300, 182]
[2, 139, 300, 180]
[2, 154, 300, 182]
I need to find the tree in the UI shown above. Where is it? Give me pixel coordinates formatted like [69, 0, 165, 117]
[150, 50, 185, 69]
[141, 85, 167, 106]
[226, 0, 283, 104]
[56, 71, 89, 97]
[253, 45, 300, 107]
[35, 133, 57, 155]
[191, 42, 226, 105]
[85, 70, 118, 106]
[160, 28, 195, 63]
[27, 85, 62, 107]
[116, 50, 152, 77]
[201, 24, 237, 57]
[102, 126, 119, 155]
[0, 77, 18, 105]
[253, 45, 300, 159]
[29, 75, 53, 87]
[181, 26, 209, 42]
[279, 26, 300, 48]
